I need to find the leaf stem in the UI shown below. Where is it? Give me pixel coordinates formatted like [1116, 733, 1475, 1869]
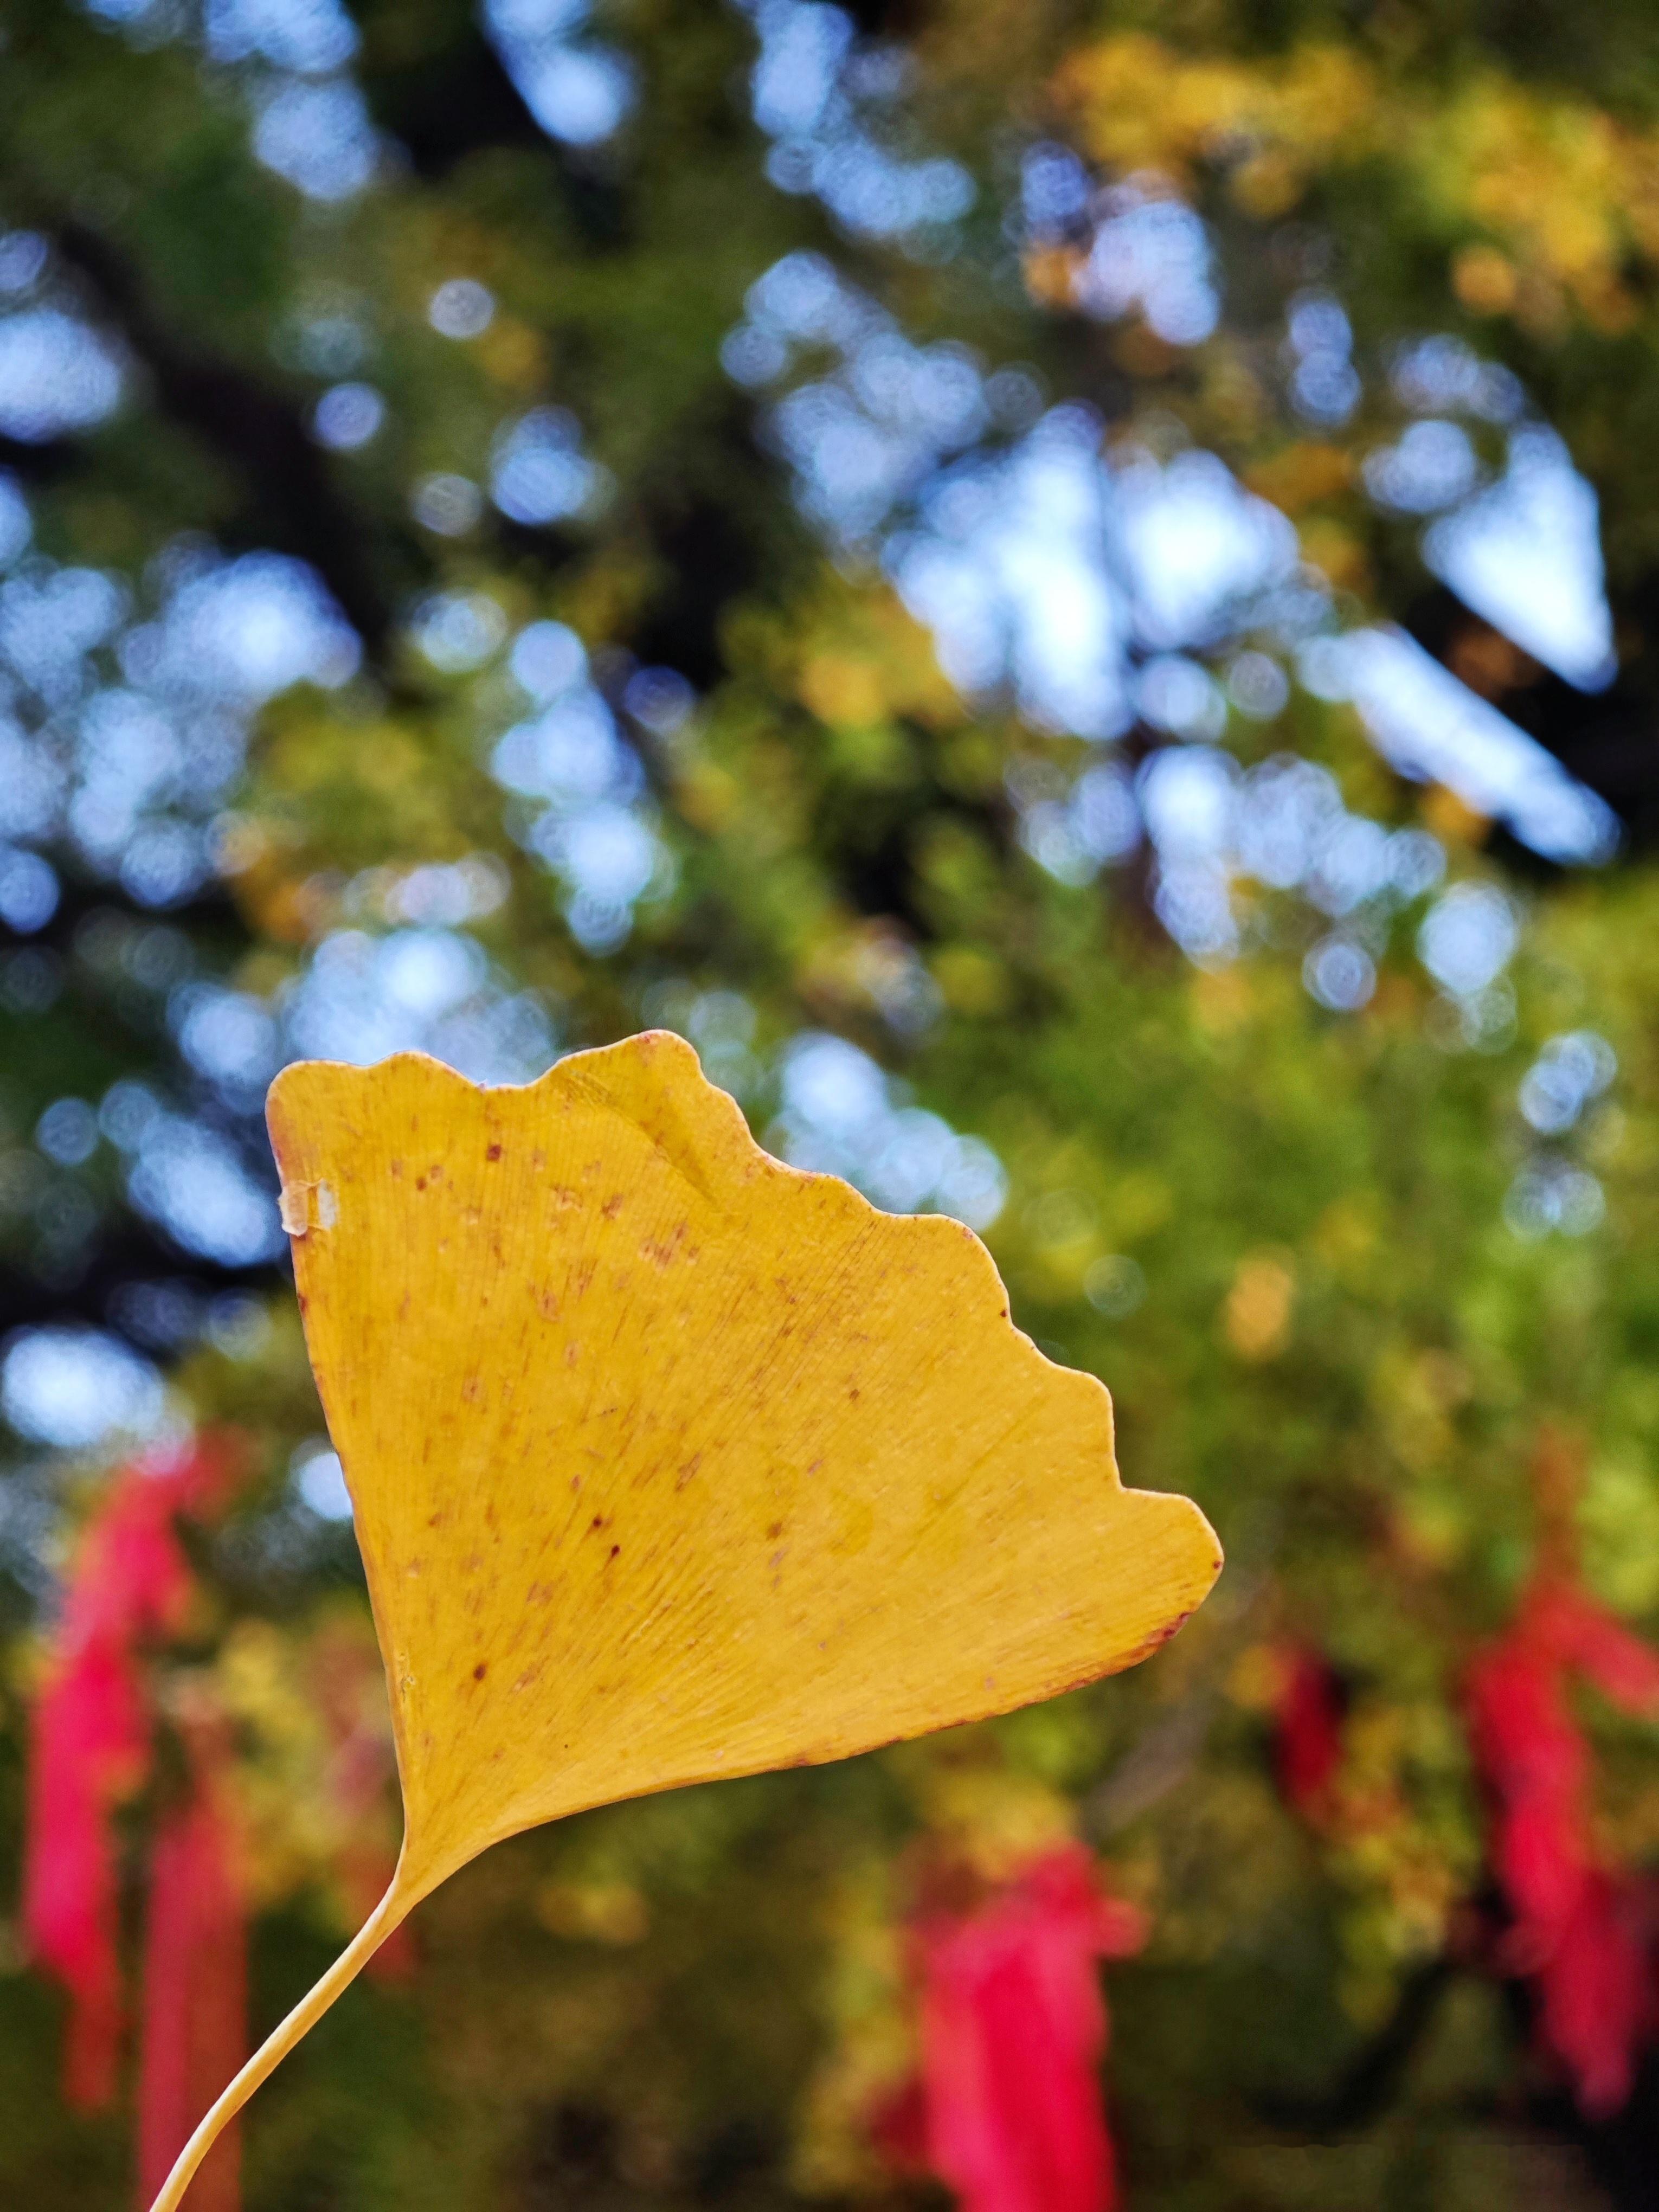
[147, 1875, 412, 2212]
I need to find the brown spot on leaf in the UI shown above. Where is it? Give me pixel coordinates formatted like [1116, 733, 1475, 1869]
[473, 1662, 488, 1681]
[486, 1143, 502, 1162]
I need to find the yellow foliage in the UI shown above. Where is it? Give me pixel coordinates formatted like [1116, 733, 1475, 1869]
[1053, 35, 1375, 197]
[1191, 964, 1255, 1036]
[916, 1759, 1078, 1882]
[473, 317, 548, 391]
[353, 728, 426, 798]
[1225, 1639, 1288, 1715]
[1223, 1253, 1295, 1361]
[148, 1034, 1219, 2210]
[1242, 441, 1354, 516]
[671, 757, 742, 833]
[1053, 35, 1659, 333]
[799, 654, 890, 729]
[223, 838, 338, 947]
[535, 1877, 651, 1945]
[275, 1031, 1213, 1888]
[1022, 243, 1086, 307]
[216, 815, 298, 936]
[1452, 242, 1519, 316]
[211, 1612, 401, 1920]
[789, 584, 961, 731]
[1421, 783, 1491, 850]
[1297, 517, 1372, 597]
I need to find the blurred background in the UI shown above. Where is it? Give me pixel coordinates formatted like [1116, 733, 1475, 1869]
[5, 0, 1659, 2205]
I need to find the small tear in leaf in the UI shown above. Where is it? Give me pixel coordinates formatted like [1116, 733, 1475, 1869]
[279, 1180, 338, 1236]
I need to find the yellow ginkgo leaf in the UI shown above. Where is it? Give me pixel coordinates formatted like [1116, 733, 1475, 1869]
[152, 1032, 1219, 2211]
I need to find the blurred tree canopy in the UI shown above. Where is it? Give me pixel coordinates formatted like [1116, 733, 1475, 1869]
[7, 0, 1659, 2207]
